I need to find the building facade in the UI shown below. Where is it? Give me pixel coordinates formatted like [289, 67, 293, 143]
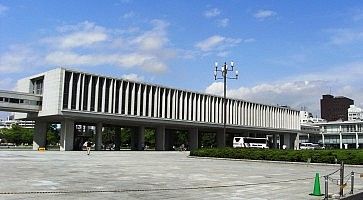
[320, 94, 354, 121]
[317, 121, 363, 149]
[0, 68, 301, 151]
[348, 105, 363, 121]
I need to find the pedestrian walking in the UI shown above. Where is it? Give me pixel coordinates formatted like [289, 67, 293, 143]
[86, 140, 93, 155]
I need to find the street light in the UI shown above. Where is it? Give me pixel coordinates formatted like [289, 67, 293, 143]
[214, 61, 238, 146]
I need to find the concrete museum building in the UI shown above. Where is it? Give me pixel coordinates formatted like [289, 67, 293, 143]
[0, 68, 301, 151]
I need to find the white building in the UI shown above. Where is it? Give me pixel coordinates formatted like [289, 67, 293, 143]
[348, 105, 363, 121]
[0, 119, 35, 129]
[316, 121, 363, 149]
[0, 68, 301, 151]
[299, 111, 325, 145]
[300, 111, 326, 124]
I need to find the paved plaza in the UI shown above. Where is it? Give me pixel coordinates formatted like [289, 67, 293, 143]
[1, 150, 363, 200]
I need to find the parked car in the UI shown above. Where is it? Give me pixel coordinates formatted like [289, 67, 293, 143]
[299, 143, 320, 150]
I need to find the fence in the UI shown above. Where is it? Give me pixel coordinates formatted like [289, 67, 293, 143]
[323, 162, 363, 199]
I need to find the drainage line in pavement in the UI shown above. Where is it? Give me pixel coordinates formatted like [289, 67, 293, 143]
[0, 177, 314, 195]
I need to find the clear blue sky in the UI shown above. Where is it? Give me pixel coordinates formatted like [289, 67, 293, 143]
[1, 0, 363, 119]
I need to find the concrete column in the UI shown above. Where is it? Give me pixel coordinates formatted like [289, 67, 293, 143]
[279, 134, 284, 149]
[322, 134, 325, 147]
[165, 129, 177, 150]
[114, 127, 121, 151]
[292, 133, 298, 150]
[356, 133, 359, 149]
[156, 126, 165, 150]
[95, 122, 102, 150]
[137, 126, 145, 150]
[339, 125, 343, 149]
[283, 133, 291, 149]
[189, 128, 198, 150]
[217, 129, 225, 148]
[60, 119, 74, 151]
[273, 134, 278, 149]
[130, 128, 137, 150]
[33, 120, 47, 150]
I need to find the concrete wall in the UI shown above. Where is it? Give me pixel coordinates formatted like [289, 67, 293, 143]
[38, 68, 64, 116]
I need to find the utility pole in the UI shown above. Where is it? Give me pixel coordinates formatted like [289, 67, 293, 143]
[214, 61, 238, 146]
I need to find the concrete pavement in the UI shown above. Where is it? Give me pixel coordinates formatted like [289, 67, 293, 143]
[0, 150, 363, 199]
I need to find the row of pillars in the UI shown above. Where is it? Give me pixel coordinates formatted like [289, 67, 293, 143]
[33, 119, 213, 151]
[33, 119, 297, 151]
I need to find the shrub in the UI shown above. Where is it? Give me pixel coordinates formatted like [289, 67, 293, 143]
[190, 148, 363, 165]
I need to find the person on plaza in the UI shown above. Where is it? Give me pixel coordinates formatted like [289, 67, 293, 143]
[85, 140, 93, 155]
[179, 144, 185, 151]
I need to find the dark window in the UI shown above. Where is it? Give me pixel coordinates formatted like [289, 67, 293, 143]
[122, 82, 127, 114]
[71, 73, 79, 109]
[170, 90, 174, 118]
[83, 75, 90, 110]
[128, 83, 133, 115]
[145, 85, 150, 116]
[9, 98, 19, 103]
[165, 89, 169, 118]
[63, 72, 71, 109]
[151, 87, 155, 117]
[32, 77, 44, 95]
[115, 80, 120, 114]
[105, 79, 111, 113]
[180, 92, 183, 119]
[191, 93, 194, 120]
[159, 88, 164, 118]
[175, 92, 183, 119]
[90, 76, 97, 111]
[186, 93, 190, 120]
[134, 83, 139, 115]
[140, 85, 144, 116]
[98, 78, 104, 112]
[78, 74, 83, 110]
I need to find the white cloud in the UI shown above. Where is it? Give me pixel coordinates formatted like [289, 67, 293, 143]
[254, 9, 277, 20]
[268, 53, 306, 67]
[122, 11, 135, 19]
[0, 78, 14, 90]
[0, 4, 8, 14]
[329, 28, 363, 45]
[205, 82, 224, 95]
[0, 19, 174, 74]
[204, 8, 221, 18]
[131, 19, 169, 51]
[121, 73, 144, 81]
[243, 38, 256, 43]
[0, 46, 38, 73]
[195, 35, 241, 52]
[45, 51, 167, 73]
[217, 18, 229, 27]
[216, 51, 229, 57]
[205, 62, 363, 116]
[43, 21, 108, 49]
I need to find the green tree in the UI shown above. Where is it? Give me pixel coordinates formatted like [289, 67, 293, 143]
[144, 128, 155, 148]
[175, 130, 188, 147]
[200, 132, 216, 148]
[102, 127, 115, 146]
[47, 124, 60, 146]
[120, 128, 131, 148]
[2, 124, 34, 145]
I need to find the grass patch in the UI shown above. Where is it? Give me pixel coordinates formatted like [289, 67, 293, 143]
[190, 148, 363, 165]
